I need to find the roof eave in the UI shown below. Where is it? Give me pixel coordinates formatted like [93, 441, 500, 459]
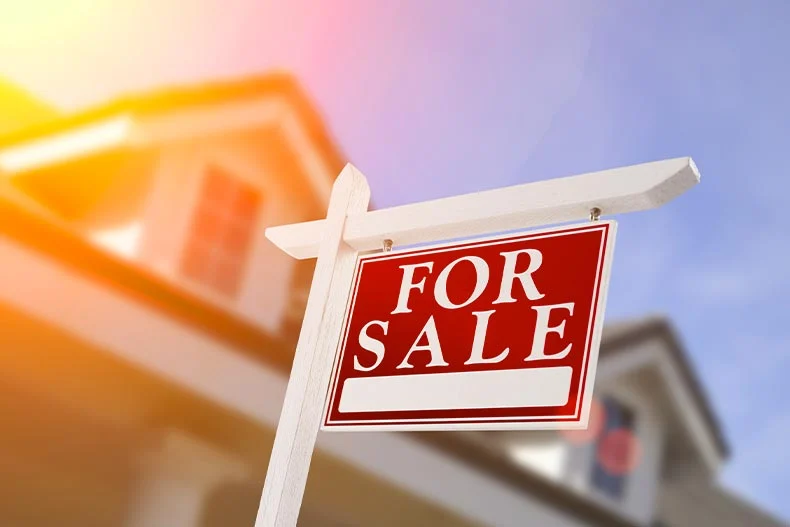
[602, 317, 730, 460]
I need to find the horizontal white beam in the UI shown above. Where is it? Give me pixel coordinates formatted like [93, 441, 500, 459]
[266, 157, 700, 259]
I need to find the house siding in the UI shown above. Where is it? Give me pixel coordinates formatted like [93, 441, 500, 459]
[136, 126, 324, 335]
[0, 228, 629, 527]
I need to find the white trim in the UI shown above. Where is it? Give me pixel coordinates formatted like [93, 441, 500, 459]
[321, 221, 617, 432]
[135, 99, 283, 145]
[138, 148, 208, 283]
[655, 354, 722, 472]
[138, 96, 332, 203]
[596, 339, 723, 473]
[134, 141, 279, 330]
[568, 385, 666, 526]
[196, 141, 273, 190]
[280, 106, 332, 205]
[0, 117, 134, 173]
[0, 96, 334, 203]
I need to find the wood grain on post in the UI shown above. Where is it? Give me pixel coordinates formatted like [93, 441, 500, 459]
[256, 164, 370, 527]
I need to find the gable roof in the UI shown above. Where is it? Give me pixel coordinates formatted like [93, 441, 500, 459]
[600, 316, 729, 458]
[1, 180, 740, 527]
[0, 73, 346, 176]
[0, 75, 729, 526]
[0, 179, 641, 527]
[0, 181, 291, 368]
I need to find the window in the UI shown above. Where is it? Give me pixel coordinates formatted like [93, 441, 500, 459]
[180, 165, 262, 297]
[590, 397, 636, 500]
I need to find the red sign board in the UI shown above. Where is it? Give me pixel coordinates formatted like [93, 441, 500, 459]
[322, 221, 617, 431]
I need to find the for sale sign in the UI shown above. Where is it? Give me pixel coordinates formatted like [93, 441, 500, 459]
[322, 221, 617, 431]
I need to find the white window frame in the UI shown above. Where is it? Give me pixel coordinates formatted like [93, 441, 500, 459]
[562, 381, 666, 526]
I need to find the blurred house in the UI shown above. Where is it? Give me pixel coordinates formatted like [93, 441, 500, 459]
[0, 80, 59, 135]
[0, 74, 784, 527]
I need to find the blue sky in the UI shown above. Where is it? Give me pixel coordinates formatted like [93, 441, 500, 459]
[305, 3, 790, 519]
[311, 3, 790, 520]
[3, 0, 789, 521]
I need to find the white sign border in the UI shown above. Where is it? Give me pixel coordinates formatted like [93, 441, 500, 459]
[321, 219, 618, 432]
[259, 158, 698, 526]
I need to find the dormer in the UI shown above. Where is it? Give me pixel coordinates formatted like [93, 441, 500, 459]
[0, 74, 343, 338]
[467, 316, 729, 526]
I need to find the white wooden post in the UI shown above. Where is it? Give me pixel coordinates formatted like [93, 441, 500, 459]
[255, 164, 370, 526]
[256, 156, 700, 526]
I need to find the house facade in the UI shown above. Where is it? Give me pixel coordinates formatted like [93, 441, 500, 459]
[0, 74, 784, 527]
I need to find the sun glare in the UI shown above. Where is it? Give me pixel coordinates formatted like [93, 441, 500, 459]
[0, 117, 132, 174]
[90, 220, 143, 259]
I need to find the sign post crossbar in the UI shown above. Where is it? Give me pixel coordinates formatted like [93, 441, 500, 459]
[255, 157, 700, 526]
[267, 157, 699, 260]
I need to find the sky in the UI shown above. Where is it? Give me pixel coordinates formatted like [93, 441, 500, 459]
[2, 0, 789, 521]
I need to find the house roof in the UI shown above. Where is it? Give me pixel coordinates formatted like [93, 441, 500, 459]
[0, 74, 727, 525]
[0, 180, 641, 527]
[0, 79, 59, 135]
[0, 180, 734, 527]
[0, 181, 292, 369]
[0, 73, 346, 176]
[600, 315, 730, 458]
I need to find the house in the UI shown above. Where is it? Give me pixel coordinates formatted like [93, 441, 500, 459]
[0, 80, 59, 135]
[0, 74, 785, 527]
